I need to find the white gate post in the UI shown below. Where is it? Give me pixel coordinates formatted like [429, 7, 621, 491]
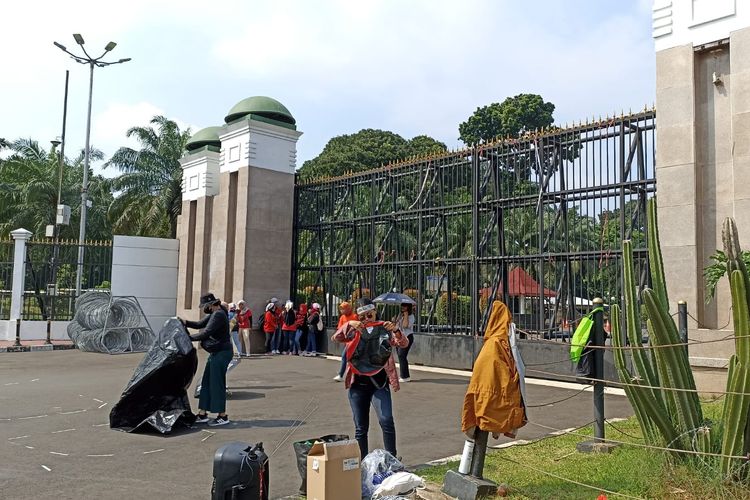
[9, 228, 32, 326]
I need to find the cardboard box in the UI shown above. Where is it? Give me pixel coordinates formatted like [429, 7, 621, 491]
[306, 439, 361, 500]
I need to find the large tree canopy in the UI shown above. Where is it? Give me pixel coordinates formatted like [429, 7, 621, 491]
[0, 138, 112, 239]
[298, 129, 446, 181]
[105, 116, 191, 238]
[458, 94, 556, 146]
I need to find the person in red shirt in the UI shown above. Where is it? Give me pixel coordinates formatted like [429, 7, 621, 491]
[274, 301, 284, 353]
[263, 302, 278, 354]
[281, 300, 297, 355]
[305, 303, 322, 355]
[294, 303, 308, 355]
[334, 301, 358, 381]
[235, 300, 252, 356]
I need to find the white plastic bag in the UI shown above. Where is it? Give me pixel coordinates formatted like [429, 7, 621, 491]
[361, 449, 405, 499]
[372, 471, 425, 498]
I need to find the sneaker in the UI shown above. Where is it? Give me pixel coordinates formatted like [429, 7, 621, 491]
[208, 415, 230, 427]
[399, 377, 410, 383]
[333, 374, 343, 382]
[194, 414, 209, 424]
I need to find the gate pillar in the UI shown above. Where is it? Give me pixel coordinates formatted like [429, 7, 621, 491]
[176, 97, 302, 325]
[6, 228, 32, 339]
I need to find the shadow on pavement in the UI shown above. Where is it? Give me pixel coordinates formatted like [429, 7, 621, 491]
[410, 378, 468, 385]
[227, 385, 292, 391]
[227, 391, 266, 401]
[222, 419, 308, 429]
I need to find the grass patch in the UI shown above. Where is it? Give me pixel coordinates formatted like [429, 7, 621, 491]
[420, 401, 750, 499]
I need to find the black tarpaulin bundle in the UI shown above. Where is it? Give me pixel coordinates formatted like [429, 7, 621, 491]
[110, 318, 198, 433]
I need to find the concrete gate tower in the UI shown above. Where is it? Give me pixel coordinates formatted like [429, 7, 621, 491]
[654, 1, 749, 371]
[176, 96, 302, 325]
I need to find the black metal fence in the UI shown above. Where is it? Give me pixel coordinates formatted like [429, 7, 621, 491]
[0, 238, 113, 321]
[292, 110, 656, 338]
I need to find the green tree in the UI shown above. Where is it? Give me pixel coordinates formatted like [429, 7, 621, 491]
[458, 93, 556, 146]
[105, 116, 191, 238]
[0, 138, 112, 239]
[298, 129, 446, 181]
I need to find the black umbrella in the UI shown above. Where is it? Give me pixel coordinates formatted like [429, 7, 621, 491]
[373, 291, 417, 305]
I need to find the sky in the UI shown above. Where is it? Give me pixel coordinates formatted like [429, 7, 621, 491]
[0, 0, 656, 175]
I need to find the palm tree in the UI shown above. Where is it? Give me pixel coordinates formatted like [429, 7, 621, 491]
[0, 139, 111, 239]
[105, 116, 191, 238]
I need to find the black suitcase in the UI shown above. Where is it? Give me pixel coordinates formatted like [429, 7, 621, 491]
[211, 442, 269, 500]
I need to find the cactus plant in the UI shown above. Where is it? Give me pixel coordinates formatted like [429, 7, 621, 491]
[612, 199, 704, 454]
[613, 206, 750, 479]
[719, 218, 750, 477]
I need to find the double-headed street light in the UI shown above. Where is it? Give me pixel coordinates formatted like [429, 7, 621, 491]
[53, 34, 131, 297]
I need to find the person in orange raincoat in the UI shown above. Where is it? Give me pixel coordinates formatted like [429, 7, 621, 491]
[462, 300, 527, 439]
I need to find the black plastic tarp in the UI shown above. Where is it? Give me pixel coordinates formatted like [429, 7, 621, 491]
[110, 318, 198, 433]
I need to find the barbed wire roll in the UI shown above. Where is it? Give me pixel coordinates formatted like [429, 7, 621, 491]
[130, 328, 156, 351]
[110, 297, 145, 328]
[74, 292, 111, 330]
[100, 329, 130, 354]
[67, 322, 85, 344]
[75, 329, 103, 352]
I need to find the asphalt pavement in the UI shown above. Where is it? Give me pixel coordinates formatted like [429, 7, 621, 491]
[0, 350, 633, 499]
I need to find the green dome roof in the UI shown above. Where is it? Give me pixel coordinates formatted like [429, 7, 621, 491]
[224, 96, 296, 126]
[185, 126, 222, 151]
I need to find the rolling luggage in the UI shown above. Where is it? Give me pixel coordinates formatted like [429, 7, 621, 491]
[211, 442, 269, 500]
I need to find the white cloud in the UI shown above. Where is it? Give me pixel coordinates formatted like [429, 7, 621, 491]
[1, 0, 657, 167]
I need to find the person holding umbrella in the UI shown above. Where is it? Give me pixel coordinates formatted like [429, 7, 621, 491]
[395, 303, 415, 382]
[373, 291, 417, 383]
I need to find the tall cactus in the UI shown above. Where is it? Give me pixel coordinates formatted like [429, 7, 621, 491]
[613, 208, 750, 477]
[720, 218, 750, 477]
[612, 199, 704, 453]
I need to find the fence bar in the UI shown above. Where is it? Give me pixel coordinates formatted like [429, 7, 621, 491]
[678, 300, 688, 356]
[14, 318, 21, 347]
[592, 297, 605, 441]
[46, 319, 52, 345]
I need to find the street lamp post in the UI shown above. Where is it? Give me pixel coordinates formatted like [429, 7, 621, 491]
[53, 34, 130, 297]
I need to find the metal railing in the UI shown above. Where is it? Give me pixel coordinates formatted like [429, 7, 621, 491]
[292, 110, 656, 338]
[0, 238, 112, 321]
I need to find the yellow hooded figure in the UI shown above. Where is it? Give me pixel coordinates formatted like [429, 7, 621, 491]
[462, 300, 527, 439]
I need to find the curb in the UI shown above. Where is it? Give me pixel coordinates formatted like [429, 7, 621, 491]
[0, 344, 77, 353]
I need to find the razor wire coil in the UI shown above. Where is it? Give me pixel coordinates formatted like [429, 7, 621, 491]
[67, 292, 155, 354]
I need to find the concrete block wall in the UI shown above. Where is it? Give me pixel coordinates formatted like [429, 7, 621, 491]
[111, 235, 179, 332]
[654, 3, 750, 381]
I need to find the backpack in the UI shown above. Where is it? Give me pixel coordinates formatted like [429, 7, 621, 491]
[285, 309, 296, 327]
[257, 312, 265, 330]
[570, 307, 604, 362]
[345, 321, 393, 376]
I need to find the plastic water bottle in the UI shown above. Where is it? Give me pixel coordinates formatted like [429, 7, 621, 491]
[458, 439, 475, 474]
